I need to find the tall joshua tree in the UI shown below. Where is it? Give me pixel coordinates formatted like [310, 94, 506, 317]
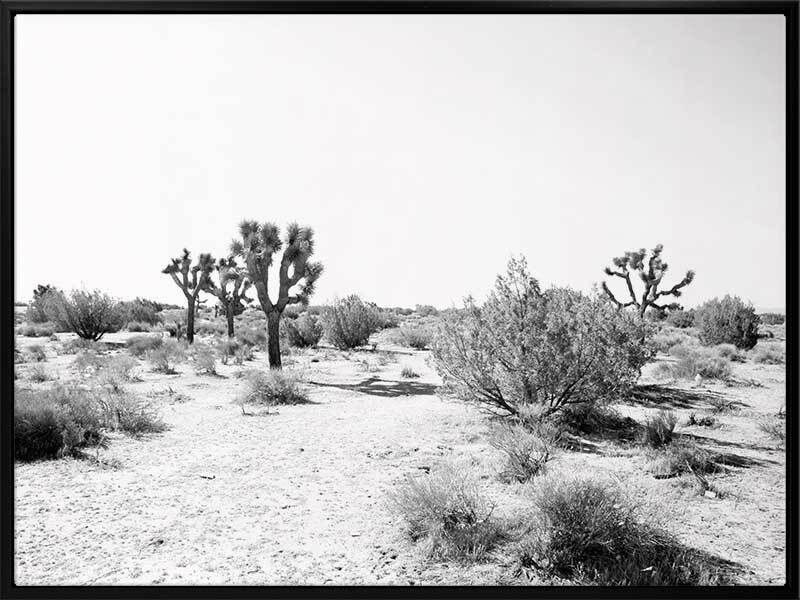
[162, 249, 215, 343]
[231, 221, 323, 368]
[601, 244, 695, 318]
[203, 257, 252, 337]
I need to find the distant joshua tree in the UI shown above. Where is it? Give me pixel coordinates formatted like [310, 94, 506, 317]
[161, 249, 215, 344]
[231, 221, 323, 368]
[601, 244, 695, 318]
[203, 257, 252, 337]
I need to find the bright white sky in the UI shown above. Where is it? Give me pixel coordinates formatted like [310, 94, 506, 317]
[15, 14, 786, 310]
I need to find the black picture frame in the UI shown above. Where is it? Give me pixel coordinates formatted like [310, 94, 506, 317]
[1, 3, 796, 598]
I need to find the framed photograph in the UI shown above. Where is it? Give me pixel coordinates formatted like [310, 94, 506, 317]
[2, 2, 796, 596]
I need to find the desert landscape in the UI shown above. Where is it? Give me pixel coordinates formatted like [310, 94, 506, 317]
[13, 240, 787, 586]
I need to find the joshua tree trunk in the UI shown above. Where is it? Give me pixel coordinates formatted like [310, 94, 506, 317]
[186, 296, 196, 344]
[226, 303, 235, 338]
[267, 311, 282, 369]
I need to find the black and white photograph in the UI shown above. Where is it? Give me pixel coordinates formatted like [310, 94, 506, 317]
[3, 5, 796, 591]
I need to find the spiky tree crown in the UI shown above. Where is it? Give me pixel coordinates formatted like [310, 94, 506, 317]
[162, 249, 216, 299]
[231, 220, 323, 311]
[602, 244, 694, 314]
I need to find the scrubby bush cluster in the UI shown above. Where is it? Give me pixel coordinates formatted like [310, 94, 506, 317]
[125, 334, 164, 357]
[390, 463, 503, 560]
[642, 409, 677, 448]
[14, 383, 164, 461]
[490, 421, 562, 482]
[17, 323, 57, 338]
[282, 313, 324, 348]
[45, 289, 125, 341]
[696, 295, 760, 350]
[146, 339, 187, 374]
[516, 475, 725, 584]
[118, 297, 164, 326]
[759, 312, 785, 326]
[239, 369, 308, 406]
[398, 326, 434, 350]
[665, 346, 732, 380]
[432, 258, 652, 418]
[751, 341, 785, 365]
[322, 295, 382, 350]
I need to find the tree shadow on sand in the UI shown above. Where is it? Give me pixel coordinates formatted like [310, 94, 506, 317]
[307, 376, 438, 398]
[626, 384, 729, 410]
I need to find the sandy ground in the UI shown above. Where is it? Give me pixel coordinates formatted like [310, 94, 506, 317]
[13, 332, 787, 586]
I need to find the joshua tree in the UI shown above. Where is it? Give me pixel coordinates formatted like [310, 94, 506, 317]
[161, 249, 215, 343]
[231, 221, 323, 368]
[203, 257, 253, 337]
[601, 244, 695, 318]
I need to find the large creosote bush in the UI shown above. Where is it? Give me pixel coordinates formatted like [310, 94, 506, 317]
[431, 258, 653, 417]
[45, 289, 125, 341]
[322, 295, 382, 350]
[696, 295, 760, 350]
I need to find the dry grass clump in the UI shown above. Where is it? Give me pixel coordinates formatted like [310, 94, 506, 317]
[190, 342, 218, 375]
[713, 343, 746, 363]
[751, 341, 785, 365]
[398, 326, 434, 350]
[125, 334, 164, 357]
[686, 413, 717, 428]
[126, 321, 154, 332]
[239, 369, 309, 406]
[646, 439, 716, 478]
[641, 409, 678, 448]
[146, 339, 186, 374]
[27, 364, 53, 383]
[757, 416, 785, 444]
[555, 402, 638, 440]
[24, 344, 47, 363]
[649, 327, 699, 354]
[489, 421, 561, 482]
[400, 366, 420, 379]
[514, 474, 729, 584]
[665, 346, 732, 381]
[59, 337, 100, 355]
[390, 463, 504, 561]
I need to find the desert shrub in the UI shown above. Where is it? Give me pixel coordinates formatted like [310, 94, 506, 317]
[126, 321, 152, 333]
[44, 289, 125, 341]
[25, 344, 47, 362]
[390, 463, 503, 560]
[28, 364, 52, 383]
[216, 337, 239, 365]
[667, 347, 732, 380]
[649, 327, 698, 354]
[72, 350, 106, 374]
[236, 326, 267, 349]
[164, 321, 185, 340]
[401, 366, 420, 379]
[322, 295, 382, 350]
[125, 334, 164, 357]
[759, 312, 785, 326]
[59, 337, 99, 355]
[100, 392, 166, 435]
[377, 310, 401, 329]
[118, 297, 164, 326]
[14, 384, 105, 461]
[399, 326, 434, 350]
[146, 339, 186, 374]
[757, 417, 785, 443]
[103, 355, 142, 383]
[24, 285, 59, 323]
[432, 258, 652, 418]
[647, 439, 715, 477]
[696, 295, 760, 350]
[195, 319, 227, 336]
[666, 309, 695, 328]
[642, 409, 678, 448]
[686, 413, 717, 427]
[283, 314, 324, 348]
[714, 343, 746, 362]
[239, 369, 308, 405]
[190, 342, 218, 375]
[751, 341, 785, 365]
[516, 474, 726, 584]
[490, 421, 561, 482]
[18, 322, 57, 338]
[415, 304, 439, 317]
